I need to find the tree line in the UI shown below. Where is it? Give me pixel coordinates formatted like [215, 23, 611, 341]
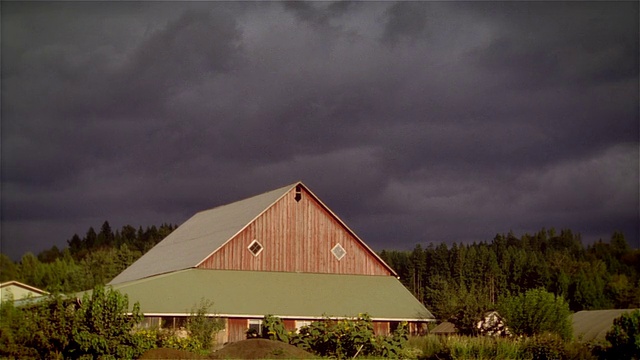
[0, 221, 177, 293]
[379, 228, 640, 329]
[2, 223, 638, 317]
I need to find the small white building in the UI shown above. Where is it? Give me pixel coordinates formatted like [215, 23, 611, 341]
[0, 281, 48, 302]
[477, 311, 510, 337]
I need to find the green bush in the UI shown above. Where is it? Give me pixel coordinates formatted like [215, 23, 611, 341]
[605, 309, 640, 359]
[263, 314, 409, 358]
[0, 286, 149, 359]
[0, 298, 39, 359]
[499, 288, 573, 341]
[262, 314, 291, 343]
[292, 315, 377, 358]
[72, 286, 148, 359]
[185, 299, 224, 353]
[523, 333, 567, 360]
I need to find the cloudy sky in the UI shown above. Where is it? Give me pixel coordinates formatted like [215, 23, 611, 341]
[2, 1, 638, 260]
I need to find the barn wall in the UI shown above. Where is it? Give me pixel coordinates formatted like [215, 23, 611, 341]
[198, 187, 391, 276]
[215, 318, 228, 346]
[228, 318, 248, 343]
[373, 321, 390, 336]
[283, 319, 296, 332]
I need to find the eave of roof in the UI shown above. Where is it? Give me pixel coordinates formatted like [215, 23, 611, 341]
[107, 269, 434, 321]
[0, 281, 49, 295]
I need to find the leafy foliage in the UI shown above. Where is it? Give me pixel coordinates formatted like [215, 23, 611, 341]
[0, 286, 151, 359]
[412, 334, 593, 360]
[262, 314, 290, 343]
[498, 288, 573, 341]
[0, 297, 39, 358]
[262, 314, 409, 359]
[605, 309, 640, 359]
[71, 286, 146, 359]
[185, 299, 225, 353]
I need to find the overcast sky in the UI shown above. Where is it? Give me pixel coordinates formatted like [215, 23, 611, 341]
[2, 1, 638, 260]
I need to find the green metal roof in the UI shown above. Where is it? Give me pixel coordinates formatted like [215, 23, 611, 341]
[108, 269, 434, 321]
[109, 184, 295, 284]
[571, 309, 638, 342]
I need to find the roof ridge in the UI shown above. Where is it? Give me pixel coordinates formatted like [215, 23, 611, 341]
[194, 182, 299, 215]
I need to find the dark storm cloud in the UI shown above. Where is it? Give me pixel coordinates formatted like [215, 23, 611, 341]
[1, 1, 638, 259]
[382, 2, 429, 43]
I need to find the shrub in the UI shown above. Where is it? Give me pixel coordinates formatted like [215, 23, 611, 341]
[264, 314, 409, 358]
[0, 286, 148, 359]
[185, 299, 224, 353]
[523, 333, 567, 360]
[72, 286, 147, 359]
[605, 309, 640, 359]
[262, 314, 290, 343]
[499, 288, 573, 340]
[131, 329, 159, 352]
[0, 298, 39, 359]
[292, 315, 376, 358]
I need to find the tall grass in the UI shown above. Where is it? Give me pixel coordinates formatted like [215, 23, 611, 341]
[409, 335, 523, 359]
[406, 334, 596, 360]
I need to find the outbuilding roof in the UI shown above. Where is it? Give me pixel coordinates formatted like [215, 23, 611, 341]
[571, 309, 638, 342]
[430, 321, 457, 334]
[106, 268, 434, 321]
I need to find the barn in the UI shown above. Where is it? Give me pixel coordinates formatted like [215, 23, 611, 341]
[108, 182, 434, 343]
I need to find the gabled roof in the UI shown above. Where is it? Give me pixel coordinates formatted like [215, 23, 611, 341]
[431, 321, 457, 334]
[1, 281, 49, 301]
[105, 269, 434, 321]
[110, 182, 395, 285]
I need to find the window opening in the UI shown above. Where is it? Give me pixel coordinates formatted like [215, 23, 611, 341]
[295, 185, 302, 202]
[295, 320, 313, 333]
[331, 243, 346, 261]
[248, 319, 263, 337]
[248, 239, 264, 256]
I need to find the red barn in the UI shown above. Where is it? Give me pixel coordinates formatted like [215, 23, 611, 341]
[109, 182, 433, 343]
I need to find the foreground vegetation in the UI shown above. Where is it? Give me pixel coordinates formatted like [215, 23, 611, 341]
[0, 287, 222, 359]
[260, 314, 410, 358]
[255, 310, 640, 360]
[1, 289, 638, 359]
[410, 311, 640, 360]
[1, 224, 638, 358]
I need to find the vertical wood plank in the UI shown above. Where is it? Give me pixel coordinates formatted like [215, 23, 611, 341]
[198, 187, 391, 276]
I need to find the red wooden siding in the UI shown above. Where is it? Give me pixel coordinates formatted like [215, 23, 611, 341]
[228, 318, 248, 343]
[373, 321, 390, 336]
[283, 319, 296, 332]
[198, 187, 391, 276]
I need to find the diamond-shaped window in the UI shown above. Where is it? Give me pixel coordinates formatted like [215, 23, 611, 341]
[331, 243, 346, 261]
[248, 239, 263, 256]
